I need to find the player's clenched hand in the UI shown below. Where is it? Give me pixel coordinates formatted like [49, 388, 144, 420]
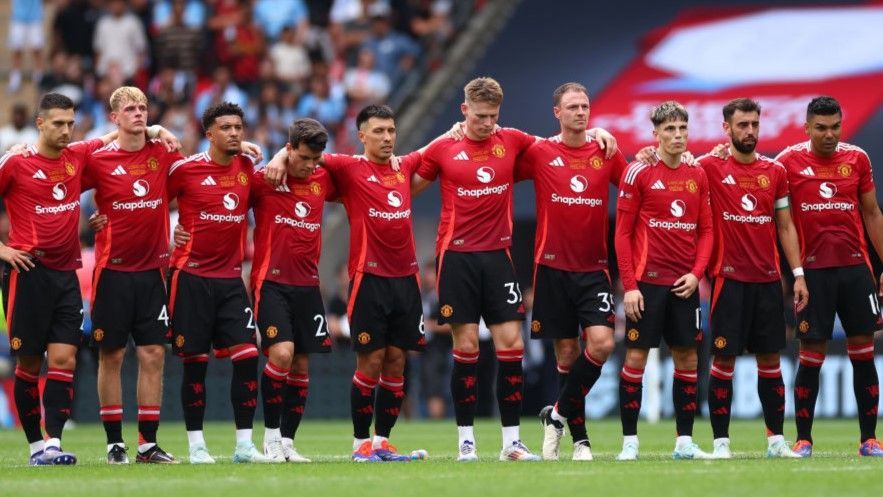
[0, 245, 35, 272]
[671, 273, 699, 299]
[241, 141, 263, 163]
[89, 212, 108, 232]
[634, 146, 658, 164]
[623, 289, 644, 321]
[173, 224, 191, 248]
[793, 276, 809, 313]
[681, 151, 698, 166]
[264, 148, 288, 186]
[157, 128, 182, 152]
[710, 143, 730, 159]
[588, 128, 618, 159]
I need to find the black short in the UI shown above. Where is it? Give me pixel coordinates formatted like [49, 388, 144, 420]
[254, 281, 331, 354]
[168, 269, 256, 356]
[347, 273, 424, 352]
[90, 268, 169, 349]
[436, 250, 524, 326]
[709, 278, 785, 355]
[624, 281, 702, 349]
[2, 263, 82, 356]
[530, 266, 614, 340]
[796, 265, 882, 340]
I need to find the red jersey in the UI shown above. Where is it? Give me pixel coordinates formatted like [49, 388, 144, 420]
[250, 167, 336, 288]
[615, 159, 713, 291]
[83, 140, 182, 271]
[417, 128, 535, 254]
[776, 141, 875, 269]
[700, 154, 789, 283]
[516, 135, 627, 272]
[168, 152, 256, 278]
[0, 139, 102, 270]
[323, 152, 420, 278]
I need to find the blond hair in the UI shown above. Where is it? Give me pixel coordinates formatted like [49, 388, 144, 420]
[650, 100, 688, 126]
[109, 86, 148, 112]
[464, 77, 503, 106]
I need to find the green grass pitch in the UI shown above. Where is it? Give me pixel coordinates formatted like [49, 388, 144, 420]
[1, 418, 880, 497]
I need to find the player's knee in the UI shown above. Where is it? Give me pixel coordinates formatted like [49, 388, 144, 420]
[16, 356, 42, 375]
[554, 340, 580, 366]
[452, 340, 479, 356]
[712, 354, 736, 369]
[268, 346, 294, 369]
[290, 353, 309, 375]
[100, 347, 126, 368]
[799, 339, 827, 354]
[137, 345, 165, 367]
[671, 347, 698, 370]
[47, 354, 76, 371]
[623, 349, 649, 369]
[588, 335, 615, 360]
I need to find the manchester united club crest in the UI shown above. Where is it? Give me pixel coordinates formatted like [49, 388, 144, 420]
[175, 335, 185, 348]
[714, 336, 726, 349]
[65, 162, 76, 176]
[531, 320, 541, 333]
[310, 182, 322, 195]
[266, 326, 278, 339]
[357, 332, 371, 345]
[147, 157, 159, 171]
[440, 305, 453, 318]
[93, 329, 105, 342]
[10, 337, 22, 350]
[491, 144, 505, 158]
[237, 172, 249, 185]
[590, 156, 604, 170]
[799, 320, 810, 333]
[686, 179, 698, 193]
[838, 164, 853, 177]
[757, 175, 770, 189]
[627, 329, 639, 341]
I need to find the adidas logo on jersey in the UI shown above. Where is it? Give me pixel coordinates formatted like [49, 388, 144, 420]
[722, 174, 736, 185]
[275, 184, 291, 192]
[548, 156, 565, 167]
[201, 176, 217, 186]
[367, 175, 379, 183]
[111, 165, 127, 176]
[651, 180, 666, 190]
[453, 151, 469, 161]
[800, 167, 815, 176]
[32, 169, 47, 179]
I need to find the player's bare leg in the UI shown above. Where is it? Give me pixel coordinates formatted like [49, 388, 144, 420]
[98, 347, 128, 463]
[450, 323, 480, 460]
[670, 347, 711, 459]
[134, 344, 175, 463]
[351, 348, 384, 461]
[544, 326, 614, 460]
[793, 339, 827, 456]
[491, 320, 538, 461]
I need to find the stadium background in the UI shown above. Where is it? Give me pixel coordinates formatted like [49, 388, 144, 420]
[0, 0, 881, 428]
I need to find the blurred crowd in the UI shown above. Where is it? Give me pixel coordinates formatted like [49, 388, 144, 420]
[7, 0, 477, 157]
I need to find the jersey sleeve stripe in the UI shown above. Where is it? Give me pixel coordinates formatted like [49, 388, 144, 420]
[623, 162, 649, 185]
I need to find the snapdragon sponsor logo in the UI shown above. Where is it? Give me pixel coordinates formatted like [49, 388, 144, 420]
[551, 193, 603, 207]
[457, 184, 509, 198]
[648, 218, 697, 231]
[132, 179, 149, 197]
[387, 191, 403, 208]
[722, 211, 772, 224]
[476, 166, 495, 184]
[740, 193, 757, 212]
[570, 175, 588, 193]
[294, 201, 311, 218]
[35, 200, 80, 215]
[112, 198, 163, 211]
[368, 207, 412, 220]
[52, 183, 67, 201]
[275, 214, 320, 232]
[670, 199, 686, 217]
[801, 181, 854, 212]
[200, 211, 246, 223]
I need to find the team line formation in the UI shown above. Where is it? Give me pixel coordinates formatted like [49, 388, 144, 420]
[2, 77, 882, 466]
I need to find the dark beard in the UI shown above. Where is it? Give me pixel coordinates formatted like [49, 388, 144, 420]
[731, 138, 756, 154]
